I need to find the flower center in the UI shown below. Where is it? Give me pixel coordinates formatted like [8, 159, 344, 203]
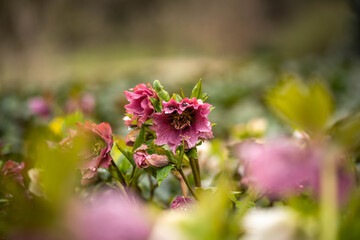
[93, 142, 105, 155]
[171, 110, 192, 130]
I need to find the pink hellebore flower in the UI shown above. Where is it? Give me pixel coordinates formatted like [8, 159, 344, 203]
[28, 96, 51, 118]
[133, 144, 169, 169]
[151, 98, 213, 153]
[1, 160, 25, 187]
[238, 139, 355, 202]
[171, 196, 195, 211]
[75, 121, 113, 184]
[66, 191, 152, 240]
[124, 83, 158, 126]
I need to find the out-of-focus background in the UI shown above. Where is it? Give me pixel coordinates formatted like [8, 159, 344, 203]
[1, 0, 360, 147]
[0, 0, 357, 84]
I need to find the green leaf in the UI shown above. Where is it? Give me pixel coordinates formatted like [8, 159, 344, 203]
[144, 167, 157, 178]
[186, 147, 198, 159]
[153, 80, 170, 102]
[110, 143, 121, 162]
[64, 111, 84, 129]
[149, 97, 162, 112]
[133, 125, 146, 151]
[116, 143, 135, 167]
[180, 88, 186, 98]
[191, 79, 203, 99]
[171, 93, 182, 102]
[267, 76, 333, 134]
[156, 165, 173, 186]
[329, 113, 360, 154]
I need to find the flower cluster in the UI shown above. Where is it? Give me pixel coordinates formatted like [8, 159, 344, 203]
[124, 81, 213, 154]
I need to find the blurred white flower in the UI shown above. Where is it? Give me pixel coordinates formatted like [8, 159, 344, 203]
[242, 207, 307, 240]
[149, 211, 190, 240]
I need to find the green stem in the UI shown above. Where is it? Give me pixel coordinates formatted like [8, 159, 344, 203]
[189, 156, 201, 188]
[194, 156, 201, 187]
[178, 167, 198, 200]
[111, 159, 127, 188]
[320, 153, 338, 240]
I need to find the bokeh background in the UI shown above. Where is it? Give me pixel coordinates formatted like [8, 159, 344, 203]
[1, 0, 360, 149]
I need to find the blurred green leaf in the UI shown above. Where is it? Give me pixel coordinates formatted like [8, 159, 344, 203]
[329, 113, 360, 154]
[156, 165, 173, 186]
[267, 76, 333, 134]
[63, 111, 84, 129]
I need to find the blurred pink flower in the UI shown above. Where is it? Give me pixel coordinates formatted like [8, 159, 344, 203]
[151, 98, 213, 153]
[75, 121, 113, 184]
[28, 97, 51, 118]
[1, 160, 25, 187]
[237, 139, 355, 202]
[124, 83, 157, 126]
[171, 196, 194, 211]
[133, 144, 169, 169]
[65, 93, 96, 115]
[66, 191, 151, 240]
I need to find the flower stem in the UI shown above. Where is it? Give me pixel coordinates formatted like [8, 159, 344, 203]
[111, 159, 127, 188]
[178, 167, 198, 200]
[320, 152, 338, 240]
[189, 156, 201, 188]
[194, 157, 201, 186]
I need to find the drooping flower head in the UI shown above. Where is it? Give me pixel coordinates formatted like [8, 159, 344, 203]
[74, 121, 113, 184]
[1, 160, 25, 187]
[124, 83, 158, 126]
[66, 190, 152, 240]
[151, 98, 213, 153]
[133, 144, 169, 169]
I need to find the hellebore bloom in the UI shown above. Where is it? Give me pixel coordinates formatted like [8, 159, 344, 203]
[124, 83, 158, 126]
[75, 121, 113, 184]
[1, 160, 25, 187]
[171, 196, 194, 211]
[237, 139, 319, 198]
[237, 139, 355, 202]
[66, 191, 152, 240]
[151, 98, 213, 153]
[133, 144, 169, 169]
[28, 96, 51, 118]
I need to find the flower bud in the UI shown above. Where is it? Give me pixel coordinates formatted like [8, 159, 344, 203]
[134, 144, 169, 169]
[146, 154, 169, 168]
